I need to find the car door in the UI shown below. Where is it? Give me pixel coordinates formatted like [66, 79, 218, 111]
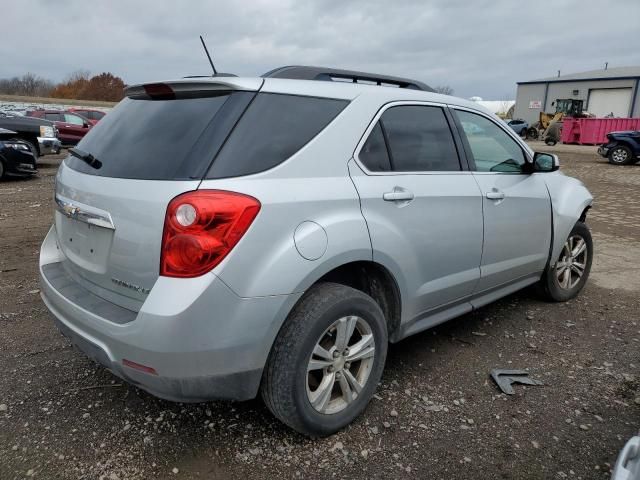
[349, 103, 484, 326]
[452, 108, 551, 295]
[63, 113, 91, 143]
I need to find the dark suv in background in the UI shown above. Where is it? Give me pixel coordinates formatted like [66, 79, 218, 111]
[598, 130, 640, 165]
[0, 112, 61, 158]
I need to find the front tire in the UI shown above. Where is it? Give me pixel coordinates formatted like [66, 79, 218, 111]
[261, 282, 387, 437]
[608, 145, 634, 165]
[538, 222, 593, 302]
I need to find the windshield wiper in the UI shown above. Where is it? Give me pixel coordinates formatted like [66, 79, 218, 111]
[69, 147, 102, 169]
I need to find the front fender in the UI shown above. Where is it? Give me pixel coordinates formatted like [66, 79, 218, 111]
[543, 172, 593, 263]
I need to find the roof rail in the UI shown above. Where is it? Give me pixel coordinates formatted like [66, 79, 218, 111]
[262, 65, 434, 92]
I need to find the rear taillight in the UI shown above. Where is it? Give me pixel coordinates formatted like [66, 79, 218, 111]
[160, 190, 260, 278]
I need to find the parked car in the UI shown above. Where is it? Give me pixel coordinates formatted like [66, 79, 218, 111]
[67, 107, 107, 125]
[0, 112, 61, 158]
[598, 130, 640, 165]
[0, 128, 37, 179]
[506, 119, 528, 136]
[27, 109, 92, 146]
[39, 66, 594, 437]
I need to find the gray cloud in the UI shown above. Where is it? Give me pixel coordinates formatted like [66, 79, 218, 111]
[2, 0, 639, 99]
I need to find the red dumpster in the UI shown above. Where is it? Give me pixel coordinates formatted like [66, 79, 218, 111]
[562, 118, 640, 145]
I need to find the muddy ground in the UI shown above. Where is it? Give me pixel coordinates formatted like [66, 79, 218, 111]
[1, 142, 639, 479]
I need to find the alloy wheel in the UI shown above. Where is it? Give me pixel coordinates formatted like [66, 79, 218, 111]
[556, 234, 588, 289]
[306, 315, 375, 414]
[611, 148, 628, 163]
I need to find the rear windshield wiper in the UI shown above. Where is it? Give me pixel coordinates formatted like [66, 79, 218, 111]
[69, 147, 102, 169]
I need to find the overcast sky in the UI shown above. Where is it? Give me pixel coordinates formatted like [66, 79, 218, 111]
[3, 0, 640, 99]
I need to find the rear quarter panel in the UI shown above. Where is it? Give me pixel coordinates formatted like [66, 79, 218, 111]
[198, 93, 383, 298]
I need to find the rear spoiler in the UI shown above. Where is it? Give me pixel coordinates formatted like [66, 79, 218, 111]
[125, 78, 264, 99]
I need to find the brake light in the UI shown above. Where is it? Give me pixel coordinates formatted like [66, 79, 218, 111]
[160, 190, 260, 278]
[143, 83, 175, 100]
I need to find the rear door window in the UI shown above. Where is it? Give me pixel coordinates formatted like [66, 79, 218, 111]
[66, 92, 254, 180]
[206, 93, 348, 179]
[378, 105, 461, 172]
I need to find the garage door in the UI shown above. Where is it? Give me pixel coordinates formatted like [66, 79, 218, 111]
[588, 88, 632, 117]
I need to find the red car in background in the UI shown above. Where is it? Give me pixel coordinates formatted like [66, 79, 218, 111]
[67, 108, 107, 125]
[26, 110, 92, 146]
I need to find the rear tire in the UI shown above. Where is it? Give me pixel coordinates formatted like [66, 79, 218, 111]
[608, 145, 634, 165]
[538, 222, 592, 302]
[0, 159, 5, 180]
[261, 282, 387, 437]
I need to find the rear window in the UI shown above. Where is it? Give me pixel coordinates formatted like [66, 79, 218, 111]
[66, 91, 347, 180]
[206, 93, 348, 179]
[66, 92, 253, 180]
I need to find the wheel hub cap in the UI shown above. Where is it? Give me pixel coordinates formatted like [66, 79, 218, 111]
[305, 315, 375, 414]
[556, 234, 588, 290]
[612, 149, 628, 162]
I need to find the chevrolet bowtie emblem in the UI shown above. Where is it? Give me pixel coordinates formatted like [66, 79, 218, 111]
[63, 205, 79, 217]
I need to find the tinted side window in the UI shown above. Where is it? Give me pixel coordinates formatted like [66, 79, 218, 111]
[92, 111, 106, 120]
[207, 93, 348, 179]
[45, 113, 62, 122]
[456, 110, 526, 173]
[359, 122, 391, 172]
[380, 106, 460, 172]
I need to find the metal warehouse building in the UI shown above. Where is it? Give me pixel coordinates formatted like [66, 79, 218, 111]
[513, 66, 640, 125]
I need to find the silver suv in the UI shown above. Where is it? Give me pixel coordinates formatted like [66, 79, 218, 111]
[39, 66, 593, 436]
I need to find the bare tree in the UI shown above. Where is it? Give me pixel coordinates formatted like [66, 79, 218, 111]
[433, 85, 454, 96]
[0, 73, 54, 97]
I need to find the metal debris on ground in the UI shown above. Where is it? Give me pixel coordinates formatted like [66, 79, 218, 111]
[490, 369, 544, 395]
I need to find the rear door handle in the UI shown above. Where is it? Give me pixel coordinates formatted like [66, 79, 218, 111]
[486, 190, 505, 200]
[383, 188, 414, 202]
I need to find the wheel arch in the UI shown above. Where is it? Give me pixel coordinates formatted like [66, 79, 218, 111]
[313, 260, 402, 341]
[544, 174, 594, 263]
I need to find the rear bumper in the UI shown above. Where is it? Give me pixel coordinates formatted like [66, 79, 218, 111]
[39, 226, 301, 402]
[37, 137, 61, 155]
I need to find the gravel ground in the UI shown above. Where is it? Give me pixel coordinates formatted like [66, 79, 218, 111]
[1, 142, 639, 479]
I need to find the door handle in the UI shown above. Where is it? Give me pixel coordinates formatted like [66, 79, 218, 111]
[383, 188, 414, 202]
[486, 190, 505, 200]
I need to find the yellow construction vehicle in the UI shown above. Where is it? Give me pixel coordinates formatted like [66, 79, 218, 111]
[525, 99, 585, 145]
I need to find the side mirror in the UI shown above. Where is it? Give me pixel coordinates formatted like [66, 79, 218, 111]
[533, 152, 560, 172]
[83, 122, 90, 128]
